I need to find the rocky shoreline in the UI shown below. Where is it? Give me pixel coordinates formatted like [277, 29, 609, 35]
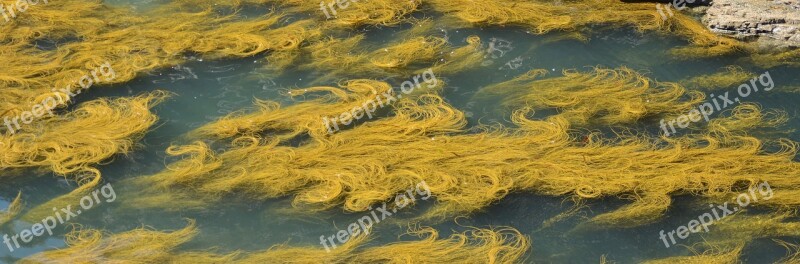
[701, 0, 800, 49]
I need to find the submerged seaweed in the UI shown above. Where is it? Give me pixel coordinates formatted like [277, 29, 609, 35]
[123, 78, 800, 233]
[1, 0, 799, 262]
[19, 221, 530, 264]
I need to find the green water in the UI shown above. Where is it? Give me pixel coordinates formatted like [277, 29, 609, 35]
[2, 2, 800, 263]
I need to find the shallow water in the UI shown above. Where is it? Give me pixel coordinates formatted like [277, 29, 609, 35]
[2, 1, 800, 263]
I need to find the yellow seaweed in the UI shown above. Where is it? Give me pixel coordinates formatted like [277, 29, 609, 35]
[3, 3, 800, 262]
[19, 220, 204, 264]
[0, 192, 23, 226]
[704, 212, 800, 248]
[20, 221, 529, 264]
[306, 34, 484, 84]
[0, 2, 320, 116]
[2, 91, 169, 222]
[750, 48, 800, 68]
[127, 79, 800, 228]
[706, 103, 788, 136]
[679, 66, 757, 91]
[0, 91, 169, 178]
[642, 245, 743, 264]
[774, 239, 800, 264]
[427, 35, 486, 75]
[352, 226, 529, 263]
[369, 36, 448, 69]
[427, 0, 742, 58]
[475, 67, 705, 126]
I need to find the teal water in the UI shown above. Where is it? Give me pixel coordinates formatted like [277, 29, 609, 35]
[2, 2, 800, 263]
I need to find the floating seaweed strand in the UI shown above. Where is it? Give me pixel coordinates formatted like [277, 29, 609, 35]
[19, 221, 531, 264]
[125, 76, 800, 229]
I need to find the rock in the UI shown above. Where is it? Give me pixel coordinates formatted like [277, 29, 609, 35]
[702, 0, 800, 48]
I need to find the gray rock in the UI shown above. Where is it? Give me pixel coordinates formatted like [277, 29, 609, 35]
[702, 0, 800, 48]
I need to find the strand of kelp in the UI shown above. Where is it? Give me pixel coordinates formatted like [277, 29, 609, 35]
[199, 67, 700, 141]
[170, 0, 798, 69]
[0, 91, 169, 178]
[473, 67, 705, 126]
[642, 245, 744, 264]
[0, 1, 323, 117]
[289, 34, 452, 83]
[705, 103, 789, 136]
[704, 211, 800, 248]
[748, 48, 800, 69]
[124, 78, 800, 228]
[18, 221, 530, 263]
[474, 67, 791, 138]
[0, 192, 22, 226]
[1, 0, 792, 121]
[625, 211, 800, 263]
[276, 21, 487, 83]
[171, 0, 422, 28]
[0, 91, 170, 222]
[774, 240, 800, 263]
[642, 230, 800, 263]
[678, 65, 757, 91]
[164, 0, 769, 62]
[474, 67, 789, 136]
[426, 0, 743, 59]
[173, 0, 747, 59]
[630, 211, 800, 263]
[0, 0, 792, 260]
[0, 1, 482, 120]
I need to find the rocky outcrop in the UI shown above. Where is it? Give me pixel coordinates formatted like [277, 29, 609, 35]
[702, 0, 800, 48]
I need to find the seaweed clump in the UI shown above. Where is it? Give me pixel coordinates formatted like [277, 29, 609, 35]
[642, 245, 743, 264]
[123, 79, 800, 229]
[0, 2, 321, 115]
[679, 66, 757, 91]
[0, 91, 169, 178]
[0, 192, 22, 226]
[475, 67, 704, 126]
[427, 0, 743, 58]
[20, 222, 530, 264]
[2, 91, 170, 222]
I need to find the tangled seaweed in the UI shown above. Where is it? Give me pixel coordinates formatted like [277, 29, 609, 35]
[173, 0, 421, 28]
[427, 0, 742, 58]
[5, 91, 169, 222]
[704, 212, 800, 248]
[642, 245, 743, 264]
[19, 221, 529, 264]
[301, 33, 485, 84]
[0, 2, 320, 116]
[0, 91, 169, 178]
[474, 67, 704, 126]
[679, 66, 757, 91]
[0, 192, 22, 226]
[749, 48, 800, 68]
[18, 220, 205, 264]
[123, 79, 800, 229]
[2, 0, 799, 262]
